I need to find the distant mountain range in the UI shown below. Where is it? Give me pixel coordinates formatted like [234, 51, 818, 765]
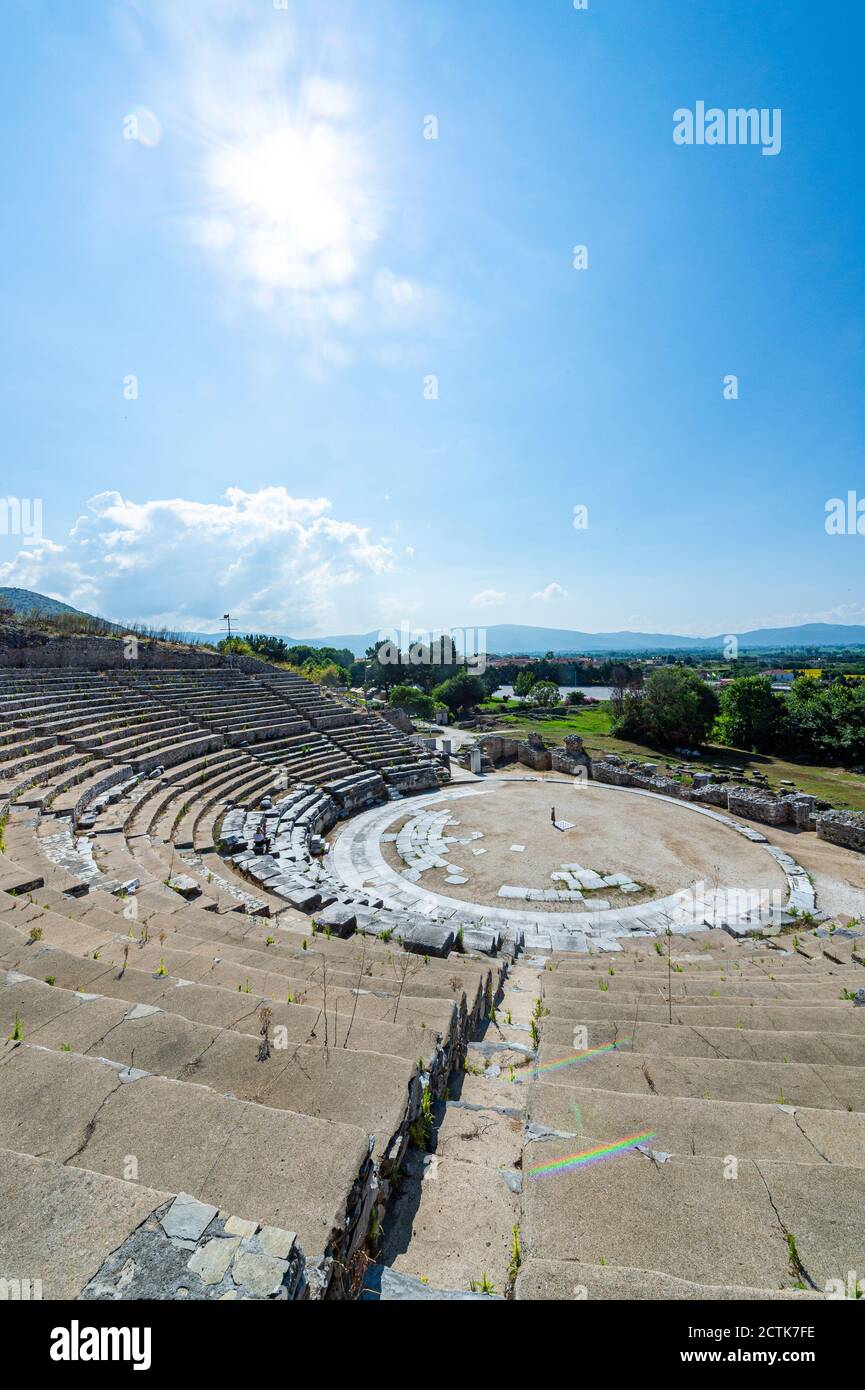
[281, 623, 865, 658]
[3, 590, 865, 656]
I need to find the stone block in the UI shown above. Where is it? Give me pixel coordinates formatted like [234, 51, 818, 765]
[160, 1194, 218, 1242]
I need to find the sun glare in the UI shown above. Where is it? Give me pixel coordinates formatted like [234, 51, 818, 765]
[203, 115, 373, 293]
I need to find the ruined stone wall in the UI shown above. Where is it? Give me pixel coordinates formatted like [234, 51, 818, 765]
[816, 810, 865, 854]
[516, 741, 552, 770]
[592, 758, 827, 834]
[551, 738, 593, 779]
[477, 735, 520, 765]
[379, 706, 415, 735]
[689, 782, 730, 808]
[726, 788, 795, 826]
[0, 632, 269, 672]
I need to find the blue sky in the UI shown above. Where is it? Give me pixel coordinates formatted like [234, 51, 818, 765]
[1, 0, 863, 638]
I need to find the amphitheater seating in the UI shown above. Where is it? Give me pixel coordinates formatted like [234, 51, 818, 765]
[3, 661, 862, 1302]
[0, 664, 491, 1297]
[513, 933, 865, 1298]
[0, 859, 501, 1297]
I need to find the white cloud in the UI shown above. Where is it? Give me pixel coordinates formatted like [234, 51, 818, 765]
[1, 487, 394, 633]
[472, 589, 505, 606]
[531, 582, 568, 602]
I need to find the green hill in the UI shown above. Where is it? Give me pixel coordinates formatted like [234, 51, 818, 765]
[0, 587, 121, 634]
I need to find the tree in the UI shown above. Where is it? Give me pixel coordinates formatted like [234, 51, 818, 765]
[389, 685, 436, 720]
[362, 643, 400, 694]
[565, 689, 586, 706]
[530, 680, 559, 707]
[514, 670, 537, 699]
[218, 636, 253, 656]
[608, 663, 633, 719]
[432, 670, 486, 716]
[783, 677, 865, 766]
[716, 676, 785, 752]
[246, 633, 288, 663]
[612, 667, 718, 748]
[313, 661, 349, 687]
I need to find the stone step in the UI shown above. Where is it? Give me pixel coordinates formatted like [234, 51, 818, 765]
[521, 1143, 865, 1291]
[540, 993, 862, 1029]
[533, 1041, 865, 1112]
[0, 861, 45, 896]
[378, 1143, 520, 1297]
[543, 975, 865, 1004]
[0, 900, 466, 1034]
[114, 904, 497, 1010]
[548, 954, 854, 979]
[0, 972, 420, 1169]
[0, 1042, 373, 1297]
[525, 1079, 865, 1166]
[539, 1014, 865, 1064]
[0, 926, 456, 1081]
[515, 1259, 823, 1301]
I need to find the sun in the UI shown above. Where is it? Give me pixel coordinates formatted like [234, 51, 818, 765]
[202, 113, 376, 293]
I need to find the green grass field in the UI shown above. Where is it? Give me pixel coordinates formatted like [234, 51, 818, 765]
[479, 699, 865, 811]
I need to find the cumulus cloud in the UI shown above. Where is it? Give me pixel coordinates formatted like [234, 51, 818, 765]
[531, 582, 568, 602]
[472, 589, 505, 606]
[0, 487, 394, 632]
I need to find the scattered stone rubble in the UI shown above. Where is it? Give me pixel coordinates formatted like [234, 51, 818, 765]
[221, 780, 502, 957]
[82, 1194, 305, 1301]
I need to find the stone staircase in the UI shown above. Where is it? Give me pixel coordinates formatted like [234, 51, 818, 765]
[358, 929, 865, 1300]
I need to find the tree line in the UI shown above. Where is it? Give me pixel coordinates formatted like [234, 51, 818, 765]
[612, 667, 865, 766]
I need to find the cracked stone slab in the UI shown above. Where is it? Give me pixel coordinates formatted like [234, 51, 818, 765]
[160, 1194, 218, 1242]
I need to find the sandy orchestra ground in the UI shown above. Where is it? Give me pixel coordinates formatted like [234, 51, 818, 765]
[374, 778, 788, 914]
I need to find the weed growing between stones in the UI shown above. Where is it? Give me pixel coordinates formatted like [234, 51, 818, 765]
[530, 998, 550, 1049]
[469, 1271, 497, 1295]
[507, 1225, 522, 1284]
[409, 1087, 434, 1150]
